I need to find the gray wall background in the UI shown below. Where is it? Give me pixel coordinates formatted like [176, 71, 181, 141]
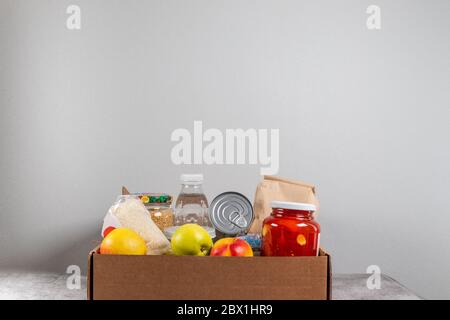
[1, 0, 449, 299]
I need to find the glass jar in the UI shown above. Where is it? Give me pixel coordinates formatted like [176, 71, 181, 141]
[135, 193, 174, 231]
[147, 205, 174, 231]
[164, 174, 216, 239]
[261, 201, 320, 256]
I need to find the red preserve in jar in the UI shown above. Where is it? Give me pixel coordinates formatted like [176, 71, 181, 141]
[261, 201, 320, 256]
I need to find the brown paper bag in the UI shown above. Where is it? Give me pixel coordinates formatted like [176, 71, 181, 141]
[249, 176, 320, 234]
[122, 186, 130, 195]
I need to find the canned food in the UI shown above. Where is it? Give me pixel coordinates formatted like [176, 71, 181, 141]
[209, 192, 254, 236]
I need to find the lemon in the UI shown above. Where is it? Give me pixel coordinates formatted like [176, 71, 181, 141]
[100, 228, 147, 255]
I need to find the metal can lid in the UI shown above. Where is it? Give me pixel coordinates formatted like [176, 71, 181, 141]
[209, 192, 254, 235]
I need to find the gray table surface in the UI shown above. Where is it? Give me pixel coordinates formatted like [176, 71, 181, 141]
[0, 271, 421, 300]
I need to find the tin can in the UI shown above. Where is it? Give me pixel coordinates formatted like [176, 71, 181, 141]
[209, 192, 254, 236]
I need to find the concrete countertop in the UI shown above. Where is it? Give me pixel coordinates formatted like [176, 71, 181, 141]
[0, 272, 420, 300]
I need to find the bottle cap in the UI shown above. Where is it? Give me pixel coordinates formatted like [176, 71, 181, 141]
[180, 174, 204, 184]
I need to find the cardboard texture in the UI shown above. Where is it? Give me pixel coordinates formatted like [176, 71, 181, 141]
[88, 248, 331, 300]
[249, 176, 320, 234]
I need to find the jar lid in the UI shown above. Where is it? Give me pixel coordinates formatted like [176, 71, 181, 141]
[133, 193, 172, 205]
[271, 200, 316, 212]
[180, 174, 203, 184]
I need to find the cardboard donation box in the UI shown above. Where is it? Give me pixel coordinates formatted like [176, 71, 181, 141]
[87, 248, 331, 300]
[90, 176, 330, 300]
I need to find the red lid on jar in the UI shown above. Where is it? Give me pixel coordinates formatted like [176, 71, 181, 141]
[271, 200, 316, 212]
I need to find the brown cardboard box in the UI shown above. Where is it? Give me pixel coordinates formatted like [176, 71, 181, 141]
[87, 248, 332, 300]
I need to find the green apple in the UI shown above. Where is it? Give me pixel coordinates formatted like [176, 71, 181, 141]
[171, 224, 213, 256]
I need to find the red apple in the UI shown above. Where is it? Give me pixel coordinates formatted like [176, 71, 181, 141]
[102, 226, 116, 238]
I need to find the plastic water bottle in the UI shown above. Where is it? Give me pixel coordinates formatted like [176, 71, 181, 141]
[164, 174, 216, 239]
